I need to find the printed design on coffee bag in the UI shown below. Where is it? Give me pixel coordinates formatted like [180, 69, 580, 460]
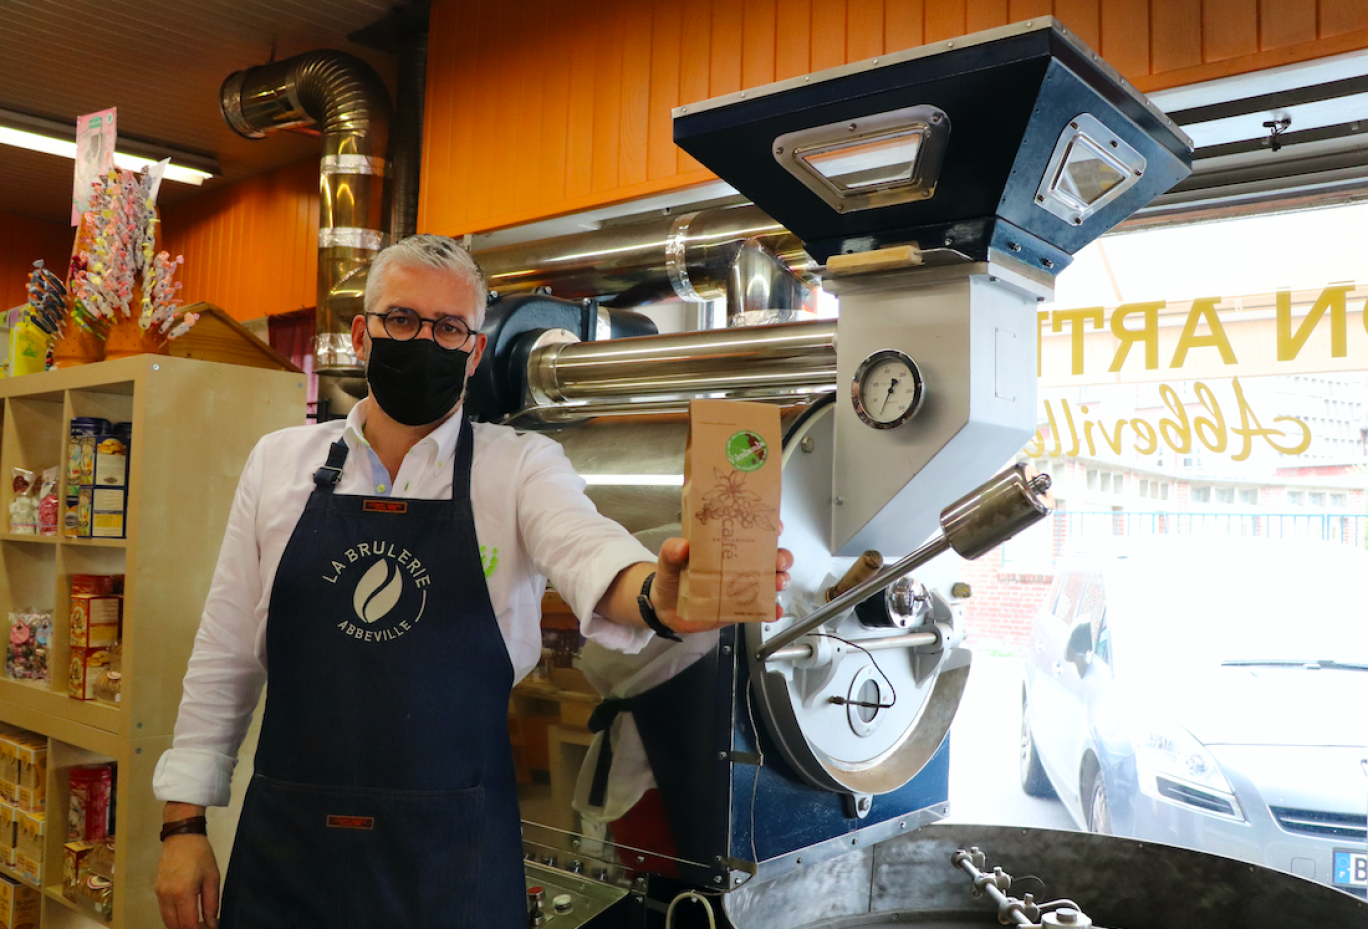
[696, 468, 777, 608]
[725, 430, 770, 472]
[696, 468, 778, 531]
[725, 572, 761, 605]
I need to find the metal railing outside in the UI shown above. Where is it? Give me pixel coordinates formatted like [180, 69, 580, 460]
[1001, 510, 1368, 570]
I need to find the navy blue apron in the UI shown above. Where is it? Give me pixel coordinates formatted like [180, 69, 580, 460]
[219, 416, 525, 929]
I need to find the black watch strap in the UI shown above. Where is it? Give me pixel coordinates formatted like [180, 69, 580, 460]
[160, 816, 208, 841]
[638, 572, 682, 641]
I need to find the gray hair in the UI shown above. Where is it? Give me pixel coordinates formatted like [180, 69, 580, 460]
[364, 234, 488, 328]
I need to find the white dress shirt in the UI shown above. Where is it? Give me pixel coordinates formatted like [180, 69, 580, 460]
[153, 399, 655, 808]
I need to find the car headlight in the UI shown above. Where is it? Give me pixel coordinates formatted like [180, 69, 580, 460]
[1133, 721, 1244, 821]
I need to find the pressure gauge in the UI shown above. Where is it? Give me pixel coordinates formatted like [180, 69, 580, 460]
[851, 349, 925, 429]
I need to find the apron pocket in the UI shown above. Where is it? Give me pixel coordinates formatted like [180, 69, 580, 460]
[230, 774, 485, 929]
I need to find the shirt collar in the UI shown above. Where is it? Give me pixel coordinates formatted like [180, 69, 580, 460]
[343, 398, 464, 467]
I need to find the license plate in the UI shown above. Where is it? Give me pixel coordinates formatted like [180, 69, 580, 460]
[1333, 849, 1368, 887]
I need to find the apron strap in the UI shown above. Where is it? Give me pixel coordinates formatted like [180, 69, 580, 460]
[313, 440, 350, 490]
[313, 414, 466, 496]
[585, 697, 635, 808]
[452, 414, 475, 505]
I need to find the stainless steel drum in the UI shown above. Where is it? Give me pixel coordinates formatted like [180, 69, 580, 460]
[724, 823, 1368, 929]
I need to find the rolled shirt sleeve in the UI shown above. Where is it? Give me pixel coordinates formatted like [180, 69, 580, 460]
[513, 434, 656, 654]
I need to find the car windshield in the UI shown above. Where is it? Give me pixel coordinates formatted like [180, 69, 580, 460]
[1104, 541, 1368, 675]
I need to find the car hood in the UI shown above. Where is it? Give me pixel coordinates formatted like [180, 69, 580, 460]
[1145, 664, 1368, 747]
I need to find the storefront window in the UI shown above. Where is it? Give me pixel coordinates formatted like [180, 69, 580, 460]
[949, 199, 1368, 900]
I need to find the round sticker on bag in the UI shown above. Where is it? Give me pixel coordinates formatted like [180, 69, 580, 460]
[725, 431, 769, 471]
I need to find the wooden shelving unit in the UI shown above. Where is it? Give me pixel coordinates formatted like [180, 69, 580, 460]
[0, 355, 304, 929]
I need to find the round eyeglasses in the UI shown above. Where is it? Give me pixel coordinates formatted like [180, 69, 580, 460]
[365, 308, 476, 352]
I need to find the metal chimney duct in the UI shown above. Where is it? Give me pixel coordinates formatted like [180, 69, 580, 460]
[221, 50, 393, 373]
[387, 32, 426, 243]
[472, 204, 815, 315]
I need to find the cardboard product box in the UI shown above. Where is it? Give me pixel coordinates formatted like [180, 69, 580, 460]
[4, 735, 43, 813]
[70, 593, 122, 648]
[70, 429, 98, 487]
[0, 802, 16, 867]
[13, 782, 41, 817]
[0, 728, 36, 791]
[64, 488, 92, 538]
[0, 736, 16, 804]
[90, 432, 130, 539]
[11, 789, 40, 819]
[62, 840, 93, 896]
[93, 434, 129, 489]
[64, 430, 83, 485]
[13, 738, 45, 815]
[70, 574, 119, 596]
[91, 490, 127, 539]
[679, 400, 782, 627]
[0, 872, 39, 929]
[67, 432, 97, 488]
[14, 738, 45, 790]
[69, 647, 113, 701]
[14, 811, 42, 885]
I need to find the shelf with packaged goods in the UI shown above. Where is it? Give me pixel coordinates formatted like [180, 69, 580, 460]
[42, 737, 121, 927]
[0, 354, 305, 929]
[0, 680, 123, 753]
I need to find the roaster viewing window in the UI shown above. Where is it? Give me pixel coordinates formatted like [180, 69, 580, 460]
[774, 105, 950, 213]
[797, 130, 926, 191]
[1034, 113, 1147, 226]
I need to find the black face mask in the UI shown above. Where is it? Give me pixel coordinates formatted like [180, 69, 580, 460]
[365, 337, 471, 427]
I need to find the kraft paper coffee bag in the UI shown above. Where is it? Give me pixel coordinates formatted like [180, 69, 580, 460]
[679, 400, 782, 626]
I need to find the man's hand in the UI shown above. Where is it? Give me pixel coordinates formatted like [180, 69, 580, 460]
[649, 538, 793, 634]
[156, 805, 220, 929]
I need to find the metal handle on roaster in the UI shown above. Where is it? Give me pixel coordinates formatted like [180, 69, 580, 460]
[755, 463, 1055, 663]
[950, 846, 1100, 928]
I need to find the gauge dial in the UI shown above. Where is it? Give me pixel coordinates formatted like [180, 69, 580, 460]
[851, 349, 925, 429]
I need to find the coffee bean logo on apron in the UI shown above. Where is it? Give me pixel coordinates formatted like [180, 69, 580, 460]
[321, 541, 431, 643]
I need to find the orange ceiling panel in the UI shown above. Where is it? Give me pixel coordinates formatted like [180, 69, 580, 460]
[421, 0, 1368, 237]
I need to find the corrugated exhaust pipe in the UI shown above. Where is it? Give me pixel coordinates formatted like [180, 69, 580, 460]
[221, 50, 392, 373]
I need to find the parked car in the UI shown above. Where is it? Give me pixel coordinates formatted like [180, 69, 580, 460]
[1020, 536, 1368, 897]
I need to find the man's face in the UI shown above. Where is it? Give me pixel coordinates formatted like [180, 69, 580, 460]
[351, 262, 487, 374]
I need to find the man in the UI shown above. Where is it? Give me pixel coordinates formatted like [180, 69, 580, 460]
[154, 235, 792, 929]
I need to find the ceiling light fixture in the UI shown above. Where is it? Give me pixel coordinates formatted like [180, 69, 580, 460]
[0, 107, 219, 186]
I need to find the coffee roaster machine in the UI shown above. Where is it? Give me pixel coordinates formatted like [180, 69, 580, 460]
[463, 19, 1366, 929]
